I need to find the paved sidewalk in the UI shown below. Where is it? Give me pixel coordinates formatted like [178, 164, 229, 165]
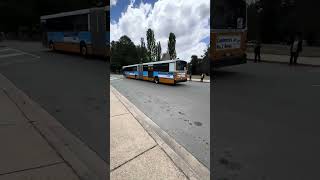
[0, 72, 108, 180]
[110, 89, 188, 180]
[187, 75, 210, 83]
[247, 52, 320, 66]
[0, 89, 79, 180]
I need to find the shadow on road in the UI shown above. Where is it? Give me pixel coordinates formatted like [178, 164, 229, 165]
[123, 78, 189, 87]
[43, 50, 109, 62]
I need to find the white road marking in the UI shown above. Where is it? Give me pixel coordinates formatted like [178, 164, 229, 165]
[0, 58, 40, 66]
[9, 48, 40, 59]
[0, 47, 40, 59]
[0, 48, 11, 52]
[0, 52, 25, 58]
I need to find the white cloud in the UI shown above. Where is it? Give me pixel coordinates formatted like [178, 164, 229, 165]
[110, 0, 117, 7]
[111, 0, 210, 61]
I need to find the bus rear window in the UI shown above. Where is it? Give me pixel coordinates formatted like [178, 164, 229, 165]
[123, 66, 137, 71]
[212, 0, 246, 29]
[176, 61, 187, 71]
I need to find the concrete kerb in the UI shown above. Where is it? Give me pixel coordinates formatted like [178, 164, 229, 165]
[110, 86, 210, 180]
[188, 79, 210, 83]
[247, 57, 320, 67]
[0, 73, 108, 180]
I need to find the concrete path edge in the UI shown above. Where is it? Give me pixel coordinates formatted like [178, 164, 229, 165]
[247, 57, 320, 67]
[110, 86, 210, 180]
[0, 73, 108, 180]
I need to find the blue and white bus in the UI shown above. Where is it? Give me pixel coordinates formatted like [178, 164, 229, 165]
[40, 6, 109, 57]
[122, 59, 188, 85]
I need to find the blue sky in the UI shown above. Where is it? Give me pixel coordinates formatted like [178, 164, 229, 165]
[111, 0, 157, 22]
[110, 0, 210, 61]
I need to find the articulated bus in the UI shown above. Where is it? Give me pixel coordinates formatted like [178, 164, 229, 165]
[40, 6, 110, 57]
[211, 0, 247, 67]
[122, 59, 188, 85]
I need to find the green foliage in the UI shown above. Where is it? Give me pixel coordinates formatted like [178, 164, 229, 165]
[137, 38, 149, 63]
[110, 35, 139, 72]
[156, 41, 161, 61]
[167, 32, 176, 60]
[188, 45, 210, 75]
[146, 28, 156, 61]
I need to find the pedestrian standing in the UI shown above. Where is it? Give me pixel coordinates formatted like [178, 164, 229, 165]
[254, 40, 261, 62]
[200, 73, 204, 82]
[189, 73, 192, 81]
[289, 33, 303, 65]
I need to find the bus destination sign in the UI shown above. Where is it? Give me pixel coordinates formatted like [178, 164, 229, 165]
[216, 35, 241, 50]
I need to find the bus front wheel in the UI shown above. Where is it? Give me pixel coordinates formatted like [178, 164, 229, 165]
[154, 77, 159, 84]
[49, 42, 55, 51]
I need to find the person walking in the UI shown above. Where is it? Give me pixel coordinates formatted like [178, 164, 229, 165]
[254, 40, 261, 62]
[289, 33, 303, 65]
[189, 73, 192, 81]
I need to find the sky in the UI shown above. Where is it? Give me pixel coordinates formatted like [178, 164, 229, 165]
[110, 0, 210, 62]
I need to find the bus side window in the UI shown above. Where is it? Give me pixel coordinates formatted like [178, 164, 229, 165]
[153, 64, 158, 72]
[169, 63, 175, 72]
[143, 65, 148, 71]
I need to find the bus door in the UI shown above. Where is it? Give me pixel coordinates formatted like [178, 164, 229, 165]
[138, 65, 143, 79]
[148, 65, 153, 80]
[90, 9, 106, 56]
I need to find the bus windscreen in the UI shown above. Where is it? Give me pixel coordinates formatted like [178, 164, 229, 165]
[176, 61, 187, 71]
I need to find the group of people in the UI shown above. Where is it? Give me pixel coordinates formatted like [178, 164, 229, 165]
[254, 33, 303, 65]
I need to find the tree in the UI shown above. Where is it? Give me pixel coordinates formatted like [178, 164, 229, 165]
[146, 28, 156, 62]
[137, 38, 149, 63]
[190, 55, 198, 75]
[188, 46, 210, 75]
[167, 32, 176, 60]
[156, 41, 162, 61]
[110, 35, 139, 72]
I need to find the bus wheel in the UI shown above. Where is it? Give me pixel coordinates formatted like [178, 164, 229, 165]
[49, 42, 55, 51]
[80, 44, 87, 57]
[154, 77, 159, 84]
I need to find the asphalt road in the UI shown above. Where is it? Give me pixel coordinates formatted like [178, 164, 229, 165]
[111, 74, 210, 168]
[0, 41, 109, 161]
[213, 62, 320, 180]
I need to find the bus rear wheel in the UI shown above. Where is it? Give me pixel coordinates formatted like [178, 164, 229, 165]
[80, 44, 87, 57]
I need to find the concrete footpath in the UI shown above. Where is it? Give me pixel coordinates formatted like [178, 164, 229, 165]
[188, 78, 210, 83]
[188, 75, 210, 83]
[247, 52, 320, 66]
[0, 89, 79, 179]
[110, 86, 210, 180]
[0, 73, 107, 180]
